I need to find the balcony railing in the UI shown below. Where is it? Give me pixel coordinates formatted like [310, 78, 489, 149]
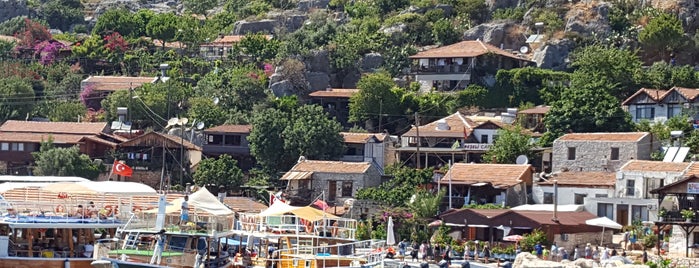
[412, 64, 470, 74]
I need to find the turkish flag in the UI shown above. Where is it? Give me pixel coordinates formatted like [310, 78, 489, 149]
[112, 161, 133, 177]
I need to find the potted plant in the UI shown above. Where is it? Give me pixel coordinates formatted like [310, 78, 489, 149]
[658, 208, 667, 222]
[681, 209, 695, 222]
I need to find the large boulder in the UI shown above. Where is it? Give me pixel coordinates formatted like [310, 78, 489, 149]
[92, 0, 181, 18]
[463, 22, 527, 50]
[532, 39, 574, 70]
[305, 50, 330, 73]
[305, 72, 330, 92]
[270, 80, 294, 97]
[361, 53, 384, 71]
[564, 2, 611, 37]
[341, 70, 361, 89]
[434, 4, 454, 17]
[297, 0, 330, 11]
[513, 252, 566, 268]
[0, 0, 29, 22]
[233, 20, 277, 35]
[267, 11, 308, 33]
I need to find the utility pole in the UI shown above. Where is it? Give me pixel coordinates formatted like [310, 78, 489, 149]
[378, 100, 383, 132]
[414, 112, 421, 169]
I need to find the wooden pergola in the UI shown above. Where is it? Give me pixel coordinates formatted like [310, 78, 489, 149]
[650, 175, 699, 257]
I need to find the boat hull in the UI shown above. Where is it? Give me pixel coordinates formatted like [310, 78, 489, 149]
[0, 257, 94, 268]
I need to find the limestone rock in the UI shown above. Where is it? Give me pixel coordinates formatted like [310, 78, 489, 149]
[463, 22, 527, 50]
[269, 73, 284, 85]
[484, 0, 519, 10]
[267, 11, 308, 33]
[361, 53, 384, 71]
[563, 2, 611, 37]
[270, 80, 294, 97]
[297, 0, 330, 11]
[305, 50, 330, 73]
[0, 0, 29, 23]
[532, 39, 574, 70]
[341, 70, 361, 89]
[434, 4, 454, 17]
[233, 20, 277, 35]
[305, 72, 330, 92]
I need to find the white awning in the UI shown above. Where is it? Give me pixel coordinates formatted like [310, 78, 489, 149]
[42, 181, 157, 196]
[144, 187, 233, 216]
[280, 171, 313, 180]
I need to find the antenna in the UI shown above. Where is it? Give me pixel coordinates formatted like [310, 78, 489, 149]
[166, 117, 179, 128]
[515, 155, 529, 165]
[519, 46, 530, 54]
[195, 121, 205, 130]
[179, 117, 189, 125]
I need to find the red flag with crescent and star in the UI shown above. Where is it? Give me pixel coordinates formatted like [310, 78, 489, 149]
[112, 161, 133, 177]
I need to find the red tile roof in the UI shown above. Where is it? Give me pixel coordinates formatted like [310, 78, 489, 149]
[672, 87, 699, 101]
[538, 171, 616, 187]
[403, 112, 479, 138]
[0, 133, 87, 144]
[512, 210, 599, 227]
[620, 160, 691, 173]
[441, 163, 533, 188]
[82, 76, 158, 92]
[556, 132, 648, 142]
[308, 88, 359, 98]
[0, 120, 107, 135]
[518, 106, 550, 114]
[409, 40, 531, 62]
[205, 125, 252, 134]
[341, 132, 387, 143]
[290, 160, 372, 174]
[621, 88, 667, 105]
[200, 35, 273, 47]
[222, 196, 268, 213]
[118, 131, 201, 151]
[685, 162, 699, 177]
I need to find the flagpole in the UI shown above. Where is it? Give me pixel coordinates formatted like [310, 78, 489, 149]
[108, 160, 115, 181]
[448, 160, 452, 210]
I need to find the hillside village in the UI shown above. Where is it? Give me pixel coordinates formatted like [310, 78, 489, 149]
[5, 0, 699, 265]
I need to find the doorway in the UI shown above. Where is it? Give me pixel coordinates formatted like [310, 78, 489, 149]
[616, 205, 629, 227]
[328, 181, 336, 201]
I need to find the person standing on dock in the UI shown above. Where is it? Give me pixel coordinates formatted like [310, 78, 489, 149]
[180, 195, 189, 225]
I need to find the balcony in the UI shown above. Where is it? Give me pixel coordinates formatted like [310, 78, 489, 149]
[412, 64, 470, 74]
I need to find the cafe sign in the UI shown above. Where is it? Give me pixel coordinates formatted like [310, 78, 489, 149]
[688, 182, 699, 194]
[462, 143, 493, 151]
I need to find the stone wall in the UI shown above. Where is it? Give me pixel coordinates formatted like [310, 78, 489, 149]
[552, 135, 657, 173]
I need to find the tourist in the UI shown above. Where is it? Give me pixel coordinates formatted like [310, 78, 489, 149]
[592, 246, 599, 262]
[584, 243, 592, 259]
[150, 229, 166, 264]
[611, 248, 618, 256]
[542, 247, 549, 260]
[550, 242, 558, 262]
[399, 239, 407, 257]
[463, 244, 470, 261]
[442, 244, 452, 265]
[180, 195, 189, 225]
[74, 205, 86, 218]
[83, 241, 94, 258]
[560, 247, 568, 261]
[573, 245, 580, 260]
[87, 201, 97, 218]
[482, 244, 490, 264]
[642, 249, 648, 263]
[426, 242, 434, 261]
[534, 242, 543, 259]
[419, 241, 427, 261]
[601, 247, 610, 261]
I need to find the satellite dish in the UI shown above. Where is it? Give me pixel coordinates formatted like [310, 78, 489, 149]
[516, 155, 529, 165]
[167, 117, 179, 128]
[196, 121, 205, 130]
[519, 46, 530, 54]
[179, 117, 189, 125]
[213, 97, 220, 105]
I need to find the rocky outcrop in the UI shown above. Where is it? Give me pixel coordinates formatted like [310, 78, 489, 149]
[434, 4, 454, 17]
[0, 0, 29, 23]
[233, 20, 277, 35]
[297, 0, 330, 11]
[270, 80, 294, 97]
[564, 2, 611, 37]
[267, 11, 308, 33]
[305, 72, 330, 92]
[463, 22, 527, 50]
[92, 0, 181, 18]
[361, 53, 383, 71]
[305, 50, 330, 73]
[532, 39, 574, 70]
[484, 0, 519, 10]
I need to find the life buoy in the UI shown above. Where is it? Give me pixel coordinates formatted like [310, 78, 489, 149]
[55, 204, 65, 213]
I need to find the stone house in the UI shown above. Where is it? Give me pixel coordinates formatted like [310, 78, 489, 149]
[622, 87, 699, 123]
[308, 88, 358, 127]
[200, 34, 273, 60]
[533, 171, 616, 206]
[584, 160, 695, 226]
[551, 132, 658, 173]
[281, 159, 382, 206]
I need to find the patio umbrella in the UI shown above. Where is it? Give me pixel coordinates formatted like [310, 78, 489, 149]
[503, 235, 523, 242]
[585, 217, 622, 246]
[386, 216, 396, 246]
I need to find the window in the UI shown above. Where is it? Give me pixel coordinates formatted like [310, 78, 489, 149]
[610, 147, 619, 160]
[560, 234, 569, 241]
[574, 193, 587, 205]
[668, 104, 682, 118]
[11, 143, 23, 151]
[224, 135, 242, 146]
[636, 106, 655, 119]
[481, 135, 488, 143]
[341, 181, 353, 197]
[0, 143, 7, 151]
[597, 203, 614, 219]
[207, 134, 223, 145]
[567, 147, 576, 160]
[626, 180, 635, 196]
[543, 192, 553, 204]
[595, 194, 609, 198]
[631, 205, 649, 221]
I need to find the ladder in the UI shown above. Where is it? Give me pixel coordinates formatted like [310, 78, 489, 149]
[297, 238, 314, 255]
[122, 231, 141, 250]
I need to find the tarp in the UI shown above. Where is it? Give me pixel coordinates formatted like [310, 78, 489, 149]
[144, 187, 233, 216]
[42, 181, 157, 196]
[257, 201, 338, 221]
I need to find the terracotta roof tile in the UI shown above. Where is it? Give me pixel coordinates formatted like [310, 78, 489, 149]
[290, 160, 371, 174]
[685, 162, 699, 177]
[621, 88, 667, 105]
[0, 35, 19, 43]
[0, 120, 107, 135]
[672, 87, 699, 101]
[441, 163, 533, 188]
[308, 88, 359, 98]
[152, 40, 186, 48]
[403, 112, 478, 138]
[222, 196, 268, 213]
[513, 210, 599, 226]
[82, 76, 158, 92]
[620, 160, 691, 173]
[118, 131, 201, 151]
[518, 106, 550, 114]
[205, 125, 252, 133]
[538, 171, 616, 187]
[556, 132, 648, 142]
[341, 132, 386, 143]
[409, 40, 531, 62]
[200, 35, 273, 47]
[0, 133, 88, 144]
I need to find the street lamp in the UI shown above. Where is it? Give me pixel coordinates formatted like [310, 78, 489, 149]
[166, 117, 205, 187]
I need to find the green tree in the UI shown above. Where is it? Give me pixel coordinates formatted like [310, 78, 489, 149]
[184, 0, 218, 17]
[186, 97, 227, 129]
[495, 67, 571, 105]
[47, 101, 86, 122]
[32, 140, 102, 179]
[408, 189, 444, 219]
[349, 72, 401, 131]
[93, 9, 139, 37]
[37, 0, 84, 32]
[483, 126, 533, 164]
[541, 78, 633, 146]
[248, 108, 293, 173]
[283, 105, 344, 161]
[146, 12, 180, 48]
[193, 154, 244, 189]
[0, 39, 15, 60]
[0, 77, 35, 123]
[432, 18, 459, 46]
[569, 45, 644, 100]
[639, 12, 686, 60]
[233, 33, 281, 63]
[101, 80, 189, 129]
[356, 165, 433, 206]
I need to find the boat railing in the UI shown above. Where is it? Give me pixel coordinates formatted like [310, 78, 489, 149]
[236, 213, 357, 240]
[121, 212, 235, 235]
[270, 239, 386, 266]
[2, 201, 123, 224]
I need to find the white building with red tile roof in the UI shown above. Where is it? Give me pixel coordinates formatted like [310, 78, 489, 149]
[437, 163, 533, 207]
[409, 40, 533, 91]
[622, 86, 699, 123]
